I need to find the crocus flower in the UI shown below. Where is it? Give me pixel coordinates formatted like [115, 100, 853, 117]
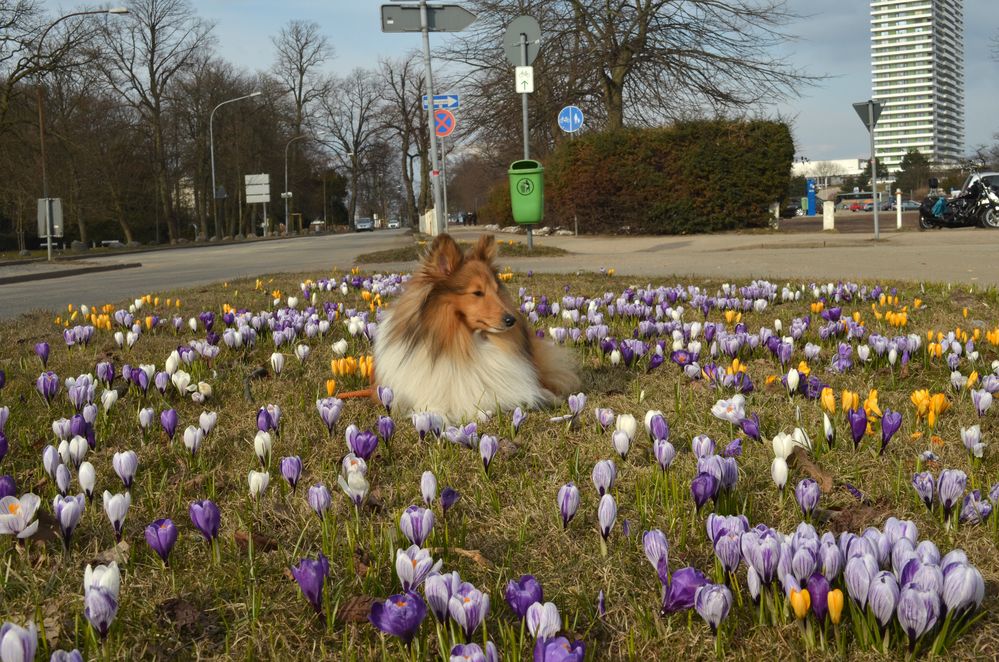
[292, 555, 330, 613]
[739, 413, 761, 441]
[377, 416, 395, 445]
[912, 472, 934, 511]
[868, 571, 900, 628]
[316, 397, 344, 434]
[145, 518, 178, 564]
[770, 458, 788, 491]
[55, 465, 70, 496]
[377, 386, 394, 413]
[691, 471, 719, 510]
[36, 371, 58, 404]
[643, 529, 670, 584]
[112, 451, 138, 489]
[83, 562, 120, 600]
[593, 408, 615, 431]
[558, 482, 580, 528]
[598, 494, 616, 541]
[248, 470, 270, 498]
[661, 567, 710, 614]
[400, 505, 434, 546]
[692, 434, 715, 459]
[526, 601, 561, 641]
[307, 484, 332, 518]
[694, 584, 732, 634]
[35, 342, 50, 366]
[846, 408, 867, 448]
[396, 545, 442, 592]
[449, 582, 490, 641]
[710, 395, 745, 424]
[567, 393, 586, 419]
[897, 585, 940, 652]
[479, 435, 498, 472]
[512, 407, 527, 435]
[449, 643, 497, 662]
[182, 426, 203, 457]
[806, 572, 831, 621]
[960, 425, 982, 455]
[533, 637, 584, 662]
[53, 493, 84, 549]
[937, 469, 967, 520]
[441, 487, 460, 517]
[591, 460, 616, 496]
[199, 412, 217, 438]
[421, 471, 437, 506]
[269, 352, 285, 375]
[189, 499, 221, 542]
[971, 389, 992, 416]
[348, 430, 379, 461]
[370, 592, 427, 645]
[102, 491, 131, 542]
[138, 407, 155, 431]
[0, 493, 41, 539]
[83, 586, 118, 640]
[880, 409, 902, 455]
[160, 409, 178, 440]
[653, 439, 676, 471]
[280, 456, 303, 492]
[425, 571, 462, 622]
[795, 478, 820, 517]
[505, 575, 543, 620]
[254, 431, 272, 466]
[942, 563, 985, 615]
[0, 476, 15, 500]
[78, 462, 96, 501]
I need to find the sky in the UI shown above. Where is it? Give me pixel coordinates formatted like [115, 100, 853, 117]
[47, 0, 999, 161]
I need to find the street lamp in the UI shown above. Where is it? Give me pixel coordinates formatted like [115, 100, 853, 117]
[209, 91, 262, 240]
[33, 7, 129, 261]
[282, 132, 326, 235]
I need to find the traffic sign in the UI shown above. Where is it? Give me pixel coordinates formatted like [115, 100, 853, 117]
[853, 100, 884, 132]
[381, 4, 476, 33]
[515, 66, 534, 94]
[557, 105, 583, 133]
[245, 173, 271, 204]
[504, 15, 541, 66]
[434, 109, 456, 137]
[422, 94, 460, 110]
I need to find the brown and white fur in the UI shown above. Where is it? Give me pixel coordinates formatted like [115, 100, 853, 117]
[373, 233, 579, 422]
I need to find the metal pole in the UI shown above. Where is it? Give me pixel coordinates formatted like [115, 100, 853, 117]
[520, 33, 532, 250]
[210, 92, 262, 240]
[441, 137, 449, 225]
[869, 101, 879, 240]
[37, 85, 52, 261]
[420, 0, 444, 236]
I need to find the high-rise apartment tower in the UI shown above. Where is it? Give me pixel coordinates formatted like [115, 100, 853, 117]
[870, 0, 964, 172]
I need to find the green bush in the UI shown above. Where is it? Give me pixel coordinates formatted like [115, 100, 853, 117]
[546, 120, 794, 234]
[478, 178, 513, 227]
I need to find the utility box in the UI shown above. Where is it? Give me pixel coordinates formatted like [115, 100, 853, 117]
[508, 159, 544, 224]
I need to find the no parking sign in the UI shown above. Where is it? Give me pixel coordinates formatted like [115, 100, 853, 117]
[434, 109, 456, 137]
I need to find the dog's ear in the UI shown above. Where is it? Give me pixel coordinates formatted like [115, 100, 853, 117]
[468, 234, 496, 264]
[424, 233, 463, 276]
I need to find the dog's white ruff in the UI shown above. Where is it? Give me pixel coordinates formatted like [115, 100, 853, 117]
[374, 313, 546, 423]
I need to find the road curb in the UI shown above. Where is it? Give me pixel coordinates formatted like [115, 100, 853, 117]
[0, 262, 142, 286]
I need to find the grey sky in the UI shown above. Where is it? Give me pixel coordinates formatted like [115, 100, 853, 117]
[45, 0, 999, 159]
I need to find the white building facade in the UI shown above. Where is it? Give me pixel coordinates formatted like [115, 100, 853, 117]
[870, 0, 964, 173]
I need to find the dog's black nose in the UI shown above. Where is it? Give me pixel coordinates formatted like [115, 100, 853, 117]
[502, 314, 516, 328]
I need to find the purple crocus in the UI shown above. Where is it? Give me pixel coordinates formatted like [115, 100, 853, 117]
[377, 416, 395, 445]
[690, 472, 719, 511]
[897, 585, 940, 652]
[661, 567, 710, 614]
[280, 456, 303, 492]
[937, 469, 967, 520]
[558, 482, 580, 528]
[348, 430, 379, 461]
[479, 435, 498, 473]
[0, 474, 15, 499]
[880, 409, 902, 455]
[653, 439, 676, 471]
[425, 571, 461, 622]
[846, 408, 867, 448]
[643, 529, 670, 584]
[84, 586, 118, 640]
[505, 575, 543, 619]
[315, 397, 343, 434]
[512, 407, 528, 435]
[53, 493, 85, 549]
[96, 361, 115, 387]
[0, 433, 7, 464]
[533, 637, 584, 662]
[35, 342, 50, 367]
[144, 518, 178, 564]
[36, 371, 59, 404]
[440, 487, 460, 517]
[868, 571, 900, 628]
[806, 572, 831, 621]
[160, 409, 178, 440]
[292, 555, 330, 614]
[377, 385, 394, 413]
[739, 413, 761, 441]
[399, 505, 434, 547]
[694, 584, 732, 634]
[189, 500, 220, 542]
[448, 582, 490, 641]
[307, 484, 332, 519]
[795, 478, 821, 517]
[912, 472, 935, 511]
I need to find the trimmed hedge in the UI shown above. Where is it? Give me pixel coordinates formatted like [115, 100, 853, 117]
[545, 120, 794, 234]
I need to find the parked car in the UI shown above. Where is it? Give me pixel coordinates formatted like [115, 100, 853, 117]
[888, 200, 921, 211]
[354, 217, 374, 232]
[387, 219, 401, 229]
[780, 203, 801, 218]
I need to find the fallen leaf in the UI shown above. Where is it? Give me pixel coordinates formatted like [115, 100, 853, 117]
[446, 547, 494, 569]
[92, 541, 130, 565]
[788, 447, 834, 493]
[234, 530, 278, 553]
[158, 598, 200, 629]
[497, 437, 518, 460]
[337, 595, 375, 624]
[354, 547, 371, 577]
[827, 501, 891, 533]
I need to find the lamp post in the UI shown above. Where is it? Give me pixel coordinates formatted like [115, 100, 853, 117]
[34, 7, 129, 261]
[209, 91, 262, 240]
[283, 132, 325, 235]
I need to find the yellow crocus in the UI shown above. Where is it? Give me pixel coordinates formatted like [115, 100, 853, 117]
[841, 390, 860, 413]
[820, 387, 836, 414]
[968, 371, 979, 389]
[810, 301, 824, 314]
[797, 360, 810, 377]
[828, 589, 844, 625]
[326, 379, 336, 396]
[962, 307, 969, 318]
[911, 389, 930, 420]
[864, 390, 882, 420]
[790, 589, 811, 620]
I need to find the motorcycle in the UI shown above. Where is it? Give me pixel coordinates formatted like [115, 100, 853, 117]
[919, 175, 999, 230]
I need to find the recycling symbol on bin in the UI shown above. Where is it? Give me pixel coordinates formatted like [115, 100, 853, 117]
[516, 178, 534, 195]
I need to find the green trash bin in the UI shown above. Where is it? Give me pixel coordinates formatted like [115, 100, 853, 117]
[508, 160, 544, 224]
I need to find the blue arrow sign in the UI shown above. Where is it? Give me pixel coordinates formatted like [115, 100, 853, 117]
[558, 105, 584, 133]
[422, 94, 460, 110]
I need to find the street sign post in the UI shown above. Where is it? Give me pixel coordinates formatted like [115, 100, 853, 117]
[853, 99, 885, 240]
[557, 105, 584, 133]
[36, 197, 63, 241]
[422, 94, 459, 110]
[434, 109, 456, 137]
[246, 174, 271, 236]
[505, 15, 541, 250]
[382, 3, 477, 237]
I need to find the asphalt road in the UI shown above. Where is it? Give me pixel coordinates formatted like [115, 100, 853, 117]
[0, 231, 413, 320]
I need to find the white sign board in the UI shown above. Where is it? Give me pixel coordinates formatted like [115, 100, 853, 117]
[515, 66, 534, 94]
[37, 198, 64, 238]
[245, 173, 271, 203]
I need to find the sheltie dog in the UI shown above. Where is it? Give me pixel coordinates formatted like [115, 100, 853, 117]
[373, 233, 579, 422]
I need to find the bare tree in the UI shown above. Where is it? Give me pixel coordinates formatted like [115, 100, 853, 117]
[448, 0, 815, 136]
[98, 0, 214, 243]
[319, 68, 385, 227]
[378, 55, 427, 225]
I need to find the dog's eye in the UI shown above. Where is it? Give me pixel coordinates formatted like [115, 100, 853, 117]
[472, 290, 484, 297]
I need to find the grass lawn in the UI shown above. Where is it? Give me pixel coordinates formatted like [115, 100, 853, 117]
[1, 266, 998, 660]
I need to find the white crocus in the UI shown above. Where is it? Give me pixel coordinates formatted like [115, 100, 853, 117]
[785, 368, 799, 394]
[269, 352, 285, 375]
[183, 426, 204, 456]
[102, 491, 131, 542]
[771, 431, 795, 459]
[78, 462, 96, 499]
[254, 431, 273, 465]
[84, 560, 121, 600]
[332, 339, 349, 356]
[248, 470, 270, 498]
[526, 601, 561, 641]
[171, 370, 191, 396]
[0, 493, 41, 538]
[771, 457, 788, 490]
[615, 413, 638, 441]
[165, 350, 180, 375]
[100, 389, 118, 413]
